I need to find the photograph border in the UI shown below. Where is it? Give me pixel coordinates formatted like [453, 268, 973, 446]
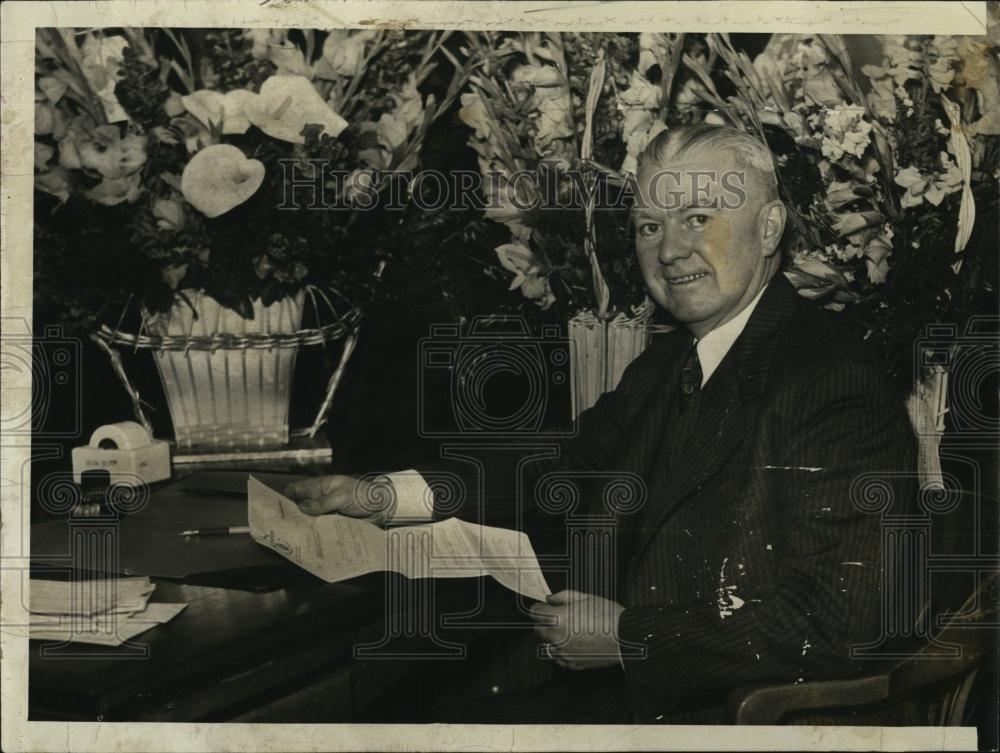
[1, 2, 990, 750]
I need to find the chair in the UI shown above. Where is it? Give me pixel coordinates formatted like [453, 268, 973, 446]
[726, 570, 998, 724]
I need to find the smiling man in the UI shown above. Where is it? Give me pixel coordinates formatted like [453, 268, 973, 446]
[632, 126, 785, 339]
[286, 124, 919, 724]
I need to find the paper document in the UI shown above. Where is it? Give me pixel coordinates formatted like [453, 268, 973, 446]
[248, 476, 551, 601]
[28, 577, 186, 646]
[30, 576, 154, 616]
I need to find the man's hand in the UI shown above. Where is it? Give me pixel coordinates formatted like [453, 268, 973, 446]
[530, 590, 625, 670]
[284, 474, 397, 527]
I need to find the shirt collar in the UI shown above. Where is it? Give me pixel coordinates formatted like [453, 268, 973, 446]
[694, 283, 769, 387]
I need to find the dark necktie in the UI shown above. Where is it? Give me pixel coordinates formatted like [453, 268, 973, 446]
[679, 339, 702, 412]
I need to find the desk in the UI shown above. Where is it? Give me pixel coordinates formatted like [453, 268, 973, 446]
[30, 575, 378, 721]
[28, 573, 539, 721]
[28, 473, 539, 721]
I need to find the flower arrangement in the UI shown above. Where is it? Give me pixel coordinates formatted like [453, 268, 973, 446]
[681, 32, 999, 387]
[457, 31, 651, 320]
[34, 27, 470, 331]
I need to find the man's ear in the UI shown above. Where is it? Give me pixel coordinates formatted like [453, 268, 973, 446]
[759, 200, 787, 258]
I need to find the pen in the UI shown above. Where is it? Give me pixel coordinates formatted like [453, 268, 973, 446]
[177, 526, 251, 537]
[180, 488, 247, 499]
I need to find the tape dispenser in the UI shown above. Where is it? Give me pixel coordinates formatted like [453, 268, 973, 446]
[72, 421, 171, 486]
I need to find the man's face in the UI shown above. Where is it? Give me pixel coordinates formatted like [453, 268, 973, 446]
[633, 147, 783, 338]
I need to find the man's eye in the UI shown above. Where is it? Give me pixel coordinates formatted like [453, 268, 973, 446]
[687, 214, 710, 230]
[637, 222, 662, 238]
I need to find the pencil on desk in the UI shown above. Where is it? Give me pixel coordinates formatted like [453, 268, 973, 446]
[177, 526, 251, 537]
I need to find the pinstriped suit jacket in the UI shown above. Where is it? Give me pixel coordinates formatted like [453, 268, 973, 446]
[421, 273, 918, 722]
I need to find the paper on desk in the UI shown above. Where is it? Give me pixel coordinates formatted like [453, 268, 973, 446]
[29, 576, 154, 616]
[248, 476, 551, 601]
[29, 602, 187, 645]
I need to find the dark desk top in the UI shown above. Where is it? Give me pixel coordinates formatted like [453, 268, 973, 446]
[31, 470, 301, 585]
[28, 573, 385, 721]
[28, 471, 531, 721]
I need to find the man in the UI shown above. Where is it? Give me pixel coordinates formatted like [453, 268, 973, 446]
[286, 124, 918, 723]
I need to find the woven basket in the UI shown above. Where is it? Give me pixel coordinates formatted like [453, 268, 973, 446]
[93, 288, 362, 451]
[567, 301, 660, 419]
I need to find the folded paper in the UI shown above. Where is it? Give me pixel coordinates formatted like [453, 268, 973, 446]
[248, 476, 551, 601]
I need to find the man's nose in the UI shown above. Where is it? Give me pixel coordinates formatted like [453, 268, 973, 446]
[656, 230, 693, 266]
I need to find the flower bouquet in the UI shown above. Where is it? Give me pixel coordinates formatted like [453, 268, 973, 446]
[34, 27, 469, 451]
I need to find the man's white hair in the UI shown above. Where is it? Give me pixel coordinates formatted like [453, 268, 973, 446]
[638, 124, 780, 201]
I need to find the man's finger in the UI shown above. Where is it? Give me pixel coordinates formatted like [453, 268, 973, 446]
[533, 624, 560, 643]
[546, 589, 587, 606]
[528, 603, 559, 622]
[284, 477, 328, 501]
[298, 497, 334, 516]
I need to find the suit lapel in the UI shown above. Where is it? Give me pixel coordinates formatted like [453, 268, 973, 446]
[616, 328, 690, 481]
[601, 329, 688, 557]
[627, 274, 802, 567]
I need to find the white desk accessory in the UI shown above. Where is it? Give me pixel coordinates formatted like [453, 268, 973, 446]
[72, 421, 171, 486]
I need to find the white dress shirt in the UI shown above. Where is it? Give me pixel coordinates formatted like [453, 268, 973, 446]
[386, 284, 770, 523]
[693, 283, 767, 387]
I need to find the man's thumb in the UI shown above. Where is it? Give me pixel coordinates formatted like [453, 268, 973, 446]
[546, 589, 586, 605]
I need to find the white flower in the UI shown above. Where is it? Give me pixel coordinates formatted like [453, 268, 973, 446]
[181, 89, 254, 134]
[795, 37, 846, 107]
[511, 64, 574, 149]
[830, 243, 863, 262]
[34, 143, 55, 172]
[268, 41, 313, 78]
[618, 70, 667, 174]
[884, 36, 922, 87]
[85, 173, 143, 206]
[483, 172, 538, 224]
[459, 91, 492, 141]
[243, 75, 348, 144]
[164, 92, 186, 118]
[36, 166, 72, 203]
[344, 168, 378, 204]
[862, 73, 897, 122]
[315, 30, 377, 79]
[894, 156, 963, 208]
[929, 36, 959, 93]
[60, 123, 147, 179]
[153, 196, 185, 230]
[80, 34, 130, 123]
[638, 32, 670, 75]
[620, 120, 667, 176]
[618, 70, 661, 141]
[245, 29, 285, 61]
[821, 106, 872, 162]
[784, 254, 848, 298]
[495, 242, 554, 309]
[825, 180, 863, 209]
[180, 144, 265, 218]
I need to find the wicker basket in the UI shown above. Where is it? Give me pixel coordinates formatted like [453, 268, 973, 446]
[567, 301, 660, 419]
[93, 288, 362, 451]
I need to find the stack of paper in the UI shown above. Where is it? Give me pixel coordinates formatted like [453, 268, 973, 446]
[28, 577, 187, 646]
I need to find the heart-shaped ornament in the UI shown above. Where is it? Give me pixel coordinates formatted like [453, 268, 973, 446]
[181, 144, 265, 218]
